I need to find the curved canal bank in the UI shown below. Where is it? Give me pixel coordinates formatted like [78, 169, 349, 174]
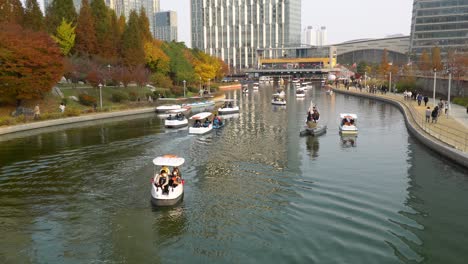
[332, 87, 468, 169]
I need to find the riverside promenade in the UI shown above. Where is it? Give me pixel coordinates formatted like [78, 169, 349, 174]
[332, 86, 468, 168]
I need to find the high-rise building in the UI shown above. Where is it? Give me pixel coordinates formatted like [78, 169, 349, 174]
[191, 0, 301, 69]
[409, 0, 468, 58]
[302, 25, 327, 47]
[114, 0, 160, 35]
[154, 11, 177, 42]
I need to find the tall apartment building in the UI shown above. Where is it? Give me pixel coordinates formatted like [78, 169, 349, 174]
[114, 0, 160, 35]
[43, 0, 160, 36]
[191, 0, 302, 69]
[303, 26, 327, 46]
[409, 0, 468, 58]
[154, 11, 178, 42]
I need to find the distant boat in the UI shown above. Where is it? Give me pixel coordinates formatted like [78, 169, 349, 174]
[339, 113, 358, 135]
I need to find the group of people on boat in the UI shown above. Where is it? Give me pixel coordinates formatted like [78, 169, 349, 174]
[222, 102, 234, 108]
[341, 117, 355, 126]
[307, 106, 320, 123]
[166, 113, 185, 121]
[154, 166, 182, 194]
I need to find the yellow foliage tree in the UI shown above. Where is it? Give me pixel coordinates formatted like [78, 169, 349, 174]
[144, 40, 170, 74]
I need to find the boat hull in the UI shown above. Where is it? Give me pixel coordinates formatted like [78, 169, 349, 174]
[218, 107, 240, 115]
[272, 100, 286, 105]
[151, 184, 184, 206]
[189, 125, 213, 134]
[165, 119, 188, 128]
[339, 125, 358, 135]
[300, 125, 327, 137]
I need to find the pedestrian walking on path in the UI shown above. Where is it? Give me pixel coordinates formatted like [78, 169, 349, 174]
[417, 94, 423, 106]
[431, 106, 439, 123]
[33, 104, 40, 120]
[423, 96, 429, 106]
[425, 107, 431, 122]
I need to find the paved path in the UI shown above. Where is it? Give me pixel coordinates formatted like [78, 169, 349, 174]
[333, 86, 468, 153]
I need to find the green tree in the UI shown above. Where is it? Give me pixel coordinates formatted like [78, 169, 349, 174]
[90, 0, 110, 56]
[23, 0, 43, 31]
[0, 0, 24, 25]
[45, 0, 77, 33]
[419, 49, 431, 74]
[52, 18, 76, 56]
[139, 7, 152, 42]
[121, 10, 144, 67]
[163, 41, 195, 84]
[356, 61, 367, 75]
[431, 46, 443, 72]
[74, 0, 97, 55]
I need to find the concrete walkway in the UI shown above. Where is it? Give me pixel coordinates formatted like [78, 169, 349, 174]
[332, 86, 468, 168]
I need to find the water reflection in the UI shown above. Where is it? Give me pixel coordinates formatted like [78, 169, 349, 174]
[340, 135, 357, 148]
[305, 136, 320, 159]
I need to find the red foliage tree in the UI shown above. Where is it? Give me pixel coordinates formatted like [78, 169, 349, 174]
[0, 24, 64, 105]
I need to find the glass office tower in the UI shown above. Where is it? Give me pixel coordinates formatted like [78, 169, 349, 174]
[191, 0, 301, 70]
[409, 0, 468, 57]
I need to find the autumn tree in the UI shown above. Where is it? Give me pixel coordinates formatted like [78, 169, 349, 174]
[0, 0, 24, 25]
[23, 0, 44, 31]
[45, 0, 77, 33]
[74, 0, 97, 55]
[139, 8, 153, 43]
[52, 18, 76, 56]
[419, 49, 432, 74]
[0, 24, 64, 105]
[144, 39, 170, 74]
[90, 0, 110, 57]
[121, 10, 144, 67]
[431, 46, 443, 72]
[378, 49, 390, 76]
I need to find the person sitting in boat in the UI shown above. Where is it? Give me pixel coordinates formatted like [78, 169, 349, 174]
[155, 171, 170, 194]
[194, 119, 202, 128]
[176, 113, 184, 121]
[312, 109, 320, 123]
[228, 102, 233, 108]
[170, 167, 182, 187]
[213, 114, 222, 126]
[307, 111, 313, 122]
[203, 118, 211, 127]
[166, 114, 172, 120]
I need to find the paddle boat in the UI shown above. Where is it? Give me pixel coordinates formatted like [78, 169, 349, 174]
[189, 112, 213, 134]
[296, 88, 306, 98]
[242, 87, 249, 94]
[339, 113, 358, 134]
[212, 115, 224, 129]
[155, 104, 181, 113]
[272, 96, 286, 105]
[151, 155, 185, 206]
[301, 82, 310, 90]
[157, 106, 191, 119]
[253, 83, 259, 90]
[218, 99, 240, 115]
[182, 101, 215, 112]
[300, 102, 327, 136]
[164, 109, 189, 128]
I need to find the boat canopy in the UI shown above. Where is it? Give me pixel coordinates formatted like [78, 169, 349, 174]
[340, 113, 358, 119]
[156, 104, 181, 110]
[153, 155, 185, 167]
[190, 112, 212, 120]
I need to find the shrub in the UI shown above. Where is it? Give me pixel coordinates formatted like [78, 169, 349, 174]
[187, 86, 199, 93]
[111, 92, 128, 102]
[79, 94, 97, 106]
[129, 91, 137, 101]
[453, 97, 468, 107]
[61, 98, 68, 105]
[0, 116, 16, 126]
[41, 112, 63, 120]
[65, 108, 81, 117]
[170, 86, 183, 97]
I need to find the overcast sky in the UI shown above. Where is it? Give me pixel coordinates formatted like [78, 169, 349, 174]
[161, 0, 413, 47]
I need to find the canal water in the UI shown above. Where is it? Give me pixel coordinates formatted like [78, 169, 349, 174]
[0, 84, 467, 264]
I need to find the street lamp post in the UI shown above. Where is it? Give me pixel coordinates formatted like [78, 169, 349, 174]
[389, 71, 392, 93]
[106, 64, 111, 86]
[183, 80, 186, 98]
[433, 68, 437, 107]
[98, 83, 103, 109]
[364, 72, 367, 90]
[447, 71, 452, 116]
[208, 79, 211, 94]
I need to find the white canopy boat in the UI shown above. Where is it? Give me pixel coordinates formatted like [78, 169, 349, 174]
[296, 88, 306, 98]
[253, 83, 259, 90]
[339, 113, 358, 134]
[189, 112, 213, 134]
[151, 155, 185, 206]
[272, 96, 286, 105]
[218, 99, 240, 115]
[155, 104, 181, 113]
[242, 87, 249, 94]
[301, 82, 310, 90]
[164, 109, 189, 128]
